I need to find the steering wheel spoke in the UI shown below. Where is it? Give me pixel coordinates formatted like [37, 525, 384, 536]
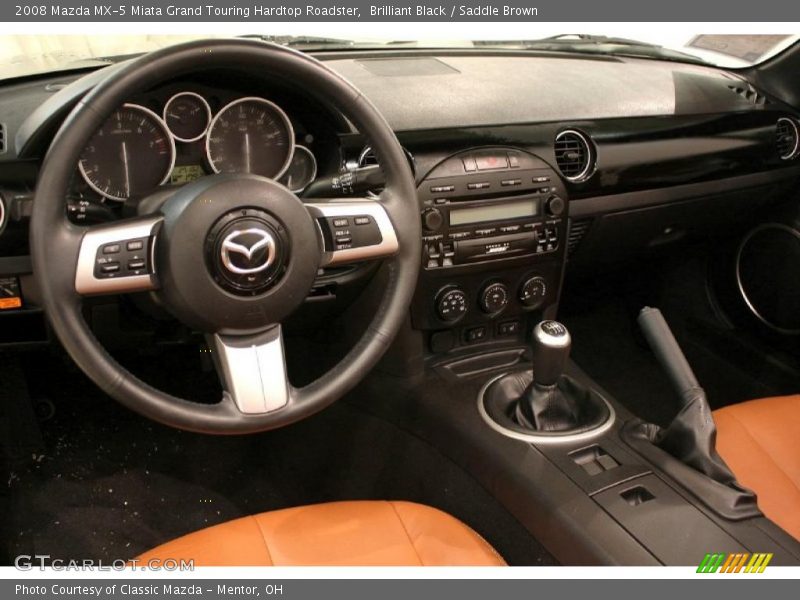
[74, 215, 163, 296]
[209, 325, 291, 415]
[305, 198, 399, 266]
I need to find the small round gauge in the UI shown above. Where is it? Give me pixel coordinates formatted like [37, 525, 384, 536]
[205, 97, 294, 179]
[163, 91, 211, 142]
[279, 145, 317, 192]
[78, 104, 175, 202]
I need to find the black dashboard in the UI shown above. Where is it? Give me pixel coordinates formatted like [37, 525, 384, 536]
[1, 48, 800, 351]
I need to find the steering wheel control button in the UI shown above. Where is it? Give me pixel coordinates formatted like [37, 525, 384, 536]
[206, 208, 289, 296]
[435, 286, 468, 323]
[319, 215, 382, 252]
[93, 236, 151, 280]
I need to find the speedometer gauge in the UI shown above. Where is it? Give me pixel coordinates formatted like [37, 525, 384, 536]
[205, 97, 294, 179]
[78, 104, 175, 202]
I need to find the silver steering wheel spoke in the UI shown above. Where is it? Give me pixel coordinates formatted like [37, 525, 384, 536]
[74, 215, 163, 295]
[305, 198, 399, 266]
[209, 325, 291, 415]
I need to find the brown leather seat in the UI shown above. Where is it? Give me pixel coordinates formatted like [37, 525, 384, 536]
[137, 500, 505, 566]
[714, 394, 800, 541]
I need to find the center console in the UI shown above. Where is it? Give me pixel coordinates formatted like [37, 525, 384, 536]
[410, 148, 568, 353]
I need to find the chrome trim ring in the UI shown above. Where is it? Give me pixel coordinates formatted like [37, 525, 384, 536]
[477, 372, 616, 445]
[163, 91, 212, 143]
[205, 96, 295, 180]
[777, 117, 800, 160]
[78, 103, 176, 202]
[735, 222, 800, 335]
[282, 145, 318, 193]
[0, 191, 6, 235]
[555, 129, 596, 183]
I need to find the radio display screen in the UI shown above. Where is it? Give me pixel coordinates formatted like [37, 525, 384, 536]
[449, 199, 539, 226]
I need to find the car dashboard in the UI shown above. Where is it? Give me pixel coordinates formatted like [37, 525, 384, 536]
[1, 48, 799, 352]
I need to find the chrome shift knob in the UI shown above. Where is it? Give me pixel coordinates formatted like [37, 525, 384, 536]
[531, 320, 571, 387]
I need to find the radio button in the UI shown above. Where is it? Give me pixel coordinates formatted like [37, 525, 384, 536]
[475, 154, 508, 170]
[475, 227, 497, 236]
[501, 179, 521, 187]
[430, 185, 455, 193]
[467, 182, 491, 190]
[421, 208, 444, 233]
[500, 225, 521, 233]
[532, 176, 550, 183]
[545, 195, 566, 217]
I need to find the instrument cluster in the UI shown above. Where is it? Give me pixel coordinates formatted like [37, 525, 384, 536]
[74, 88, 321, 204]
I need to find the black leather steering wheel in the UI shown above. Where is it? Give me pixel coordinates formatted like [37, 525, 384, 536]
[30, 39, 420, 434]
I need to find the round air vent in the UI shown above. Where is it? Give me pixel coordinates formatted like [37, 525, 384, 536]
[554, 129, 595, 182]
[357, 145, 415, 174]
[736, 223, 800, 334]
[776, 117, 799, 160]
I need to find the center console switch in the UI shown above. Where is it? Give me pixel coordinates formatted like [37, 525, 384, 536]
[411, 148, 569, 349]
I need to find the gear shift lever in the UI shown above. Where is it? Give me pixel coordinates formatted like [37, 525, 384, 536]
[530, 320, 572, 386]
[515, 320, 581, 431]
[480, 319, 612, 440]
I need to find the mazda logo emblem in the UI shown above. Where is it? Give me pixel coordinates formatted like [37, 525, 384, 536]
[220, 228, 276, 275]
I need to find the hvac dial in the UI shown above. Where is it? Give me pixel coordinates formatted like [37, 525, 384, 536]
[480, 282, 509, 315]
[78, 104, 175, 202]
[520, 275, 548, 308]
[206, 97, 295, 179]
[163, 91, 211, 142]
[436, 286, 468, 323]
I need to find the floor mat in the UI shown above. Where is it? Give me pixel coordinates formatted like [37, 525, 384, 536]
[2, 358, 553, 566]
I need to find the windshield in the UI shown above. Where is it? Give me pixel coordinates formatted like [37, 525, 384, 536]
[0, 33, 796, 81]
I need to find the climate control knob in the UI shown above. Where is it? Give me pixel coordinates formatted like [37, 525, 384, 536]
[520, 275, 548, 308]
[421, 207, 444, 233]
[480, 282, 509, 315]
[436, 286, 468, 322]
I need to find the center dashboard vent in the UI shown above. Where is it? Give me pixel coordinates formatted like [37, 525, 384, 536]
[554, 130, 595, 182]
[776, 118, 800, 160]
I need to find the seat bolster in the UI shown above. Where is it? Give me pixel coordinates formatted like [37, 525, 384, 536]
[714, 395, 800, 541]
[136, 500, 506, 566]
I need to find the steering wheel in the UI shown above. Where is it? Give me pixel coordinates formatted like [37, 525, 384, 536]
[30, 39, 420, 434]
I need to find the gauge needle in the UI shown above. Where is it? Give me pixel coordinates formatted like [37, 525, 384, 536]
[244, 133, 251, 174]
[121, 141, 131, 197]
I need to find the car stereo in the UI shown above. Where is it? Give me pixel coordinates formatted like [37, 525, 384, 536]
[411, 147, 569, 344]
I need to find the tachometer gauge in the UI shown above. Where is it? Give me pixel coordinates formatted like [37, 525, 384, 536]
[164, 91, 211, 142]
[279, 145, 318, 192]
[205, 97, 294, 179]
[78, 104, 175, 202]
